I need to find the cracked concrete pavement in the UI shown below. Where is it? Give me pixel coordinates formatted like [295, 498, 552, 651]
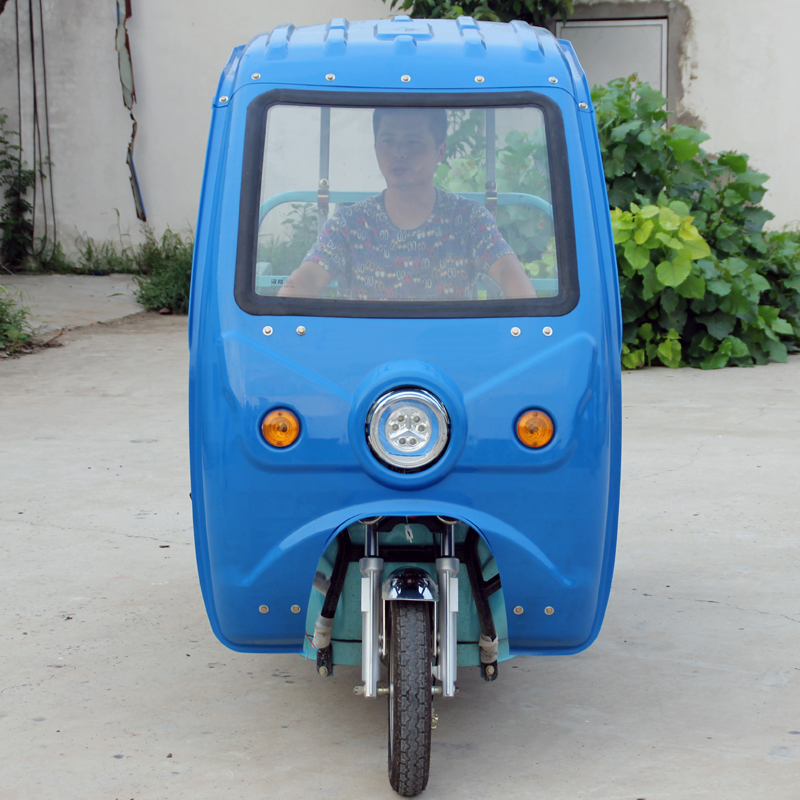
[1, 274, 143, 334]
[0, 298, 798, 799]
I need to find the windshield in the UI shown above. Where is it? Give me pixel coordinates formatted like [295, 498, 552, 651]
[253, 104, 561, 304]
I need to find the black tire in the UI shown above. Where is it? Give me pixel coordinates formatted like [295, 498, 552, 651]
[387, 601, 433, 797]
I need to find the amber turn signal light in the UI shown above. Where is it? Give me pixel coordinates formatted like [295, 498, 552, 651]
[262, 409, 300, 448]
[516, 409, 554, 449]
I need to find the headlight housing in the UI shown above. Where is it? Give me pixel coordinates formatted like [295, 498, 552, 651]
[366, 388, 450, 472]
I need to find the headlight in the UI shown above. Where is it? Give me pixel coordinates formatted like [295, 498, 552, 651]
[366, 388, 449, 472]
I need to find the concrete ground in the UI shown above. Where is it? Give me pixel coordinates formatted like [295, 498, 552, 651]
[0, 283, 798, 800]
[1, 274, 143, 334]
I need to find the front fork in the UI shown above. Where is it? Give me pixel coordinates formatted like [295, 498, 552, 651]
[357, 517, 459, 699]
[359, 518, 383, 699]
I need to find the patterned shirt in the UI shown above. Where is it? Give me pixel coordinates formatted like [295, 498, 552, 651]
[303, 189, 514, 300]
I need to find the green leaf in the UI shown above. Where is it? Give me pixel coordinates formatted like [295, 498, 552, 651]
[656, 258, 692, 287]
[637, 322, 654, 342]
[701, 351, 730, 369]
[623, 239, 651, 271]
[660, 287, 679, 314]
[641, 264, 664, 300]
[668, 199, 691, 218]
[707, 278, 732, 297]
[680, 236, 712, 260]
[676, 272, 706, 299]
[699, 334, 717, 352]
[725, 336, 750, 358]
[655, 231, 683, 250]
[721, 257, 748, 276]
[658, 206, 682, 231]
[758, 305, 780, 326]
[748, 273, 770, 294]
[621, 346, 646, 370]
[656, 336, 682, 368]
[784, 275, 800, 293]
[611, 120, 642, 141]
[636, 84, 667, 113]
[640, 204, 660, 219]
[701, 341, 731, 369]
[698, 312, 736, 339]
[718, 152, 748, 173]
[771, 317, 794, 335]
[634, 218, 654, 244]
[670, 124, 711, 144]
[667, 136, 700, 162]
[765, 338, 788, 363]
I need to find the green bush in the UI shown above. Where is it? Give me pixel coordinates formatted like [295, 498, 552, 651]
[0, 285, 34, 355]
[34, 224, 194, 314]
[132, 228, 194, 314]
[380, 0, 573, 26]
[595, 76, 800, 368]
[0, 111, 42, 270]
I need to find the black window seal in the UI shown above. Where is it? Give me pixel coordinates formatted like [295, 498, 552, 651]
[234, 89, 579, 319]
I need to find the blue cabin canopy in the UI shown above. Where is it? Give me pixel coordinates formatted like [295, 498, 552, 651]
[214, 16, 593, 103]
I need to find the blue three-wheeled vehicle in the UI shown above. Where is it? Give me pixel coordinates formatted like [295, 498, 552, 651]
[189, 15, 621, 796]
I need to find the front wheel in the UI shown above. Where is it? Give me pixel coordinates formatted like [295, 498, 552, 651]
[387, 601, 433, 797]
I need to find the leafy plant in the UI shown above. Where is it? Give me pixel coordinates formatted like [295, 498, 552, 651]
[596, 76, 800, 368]
[435, 110, 554, 264]
[381, 0, 573, 26]
[0, 285, 34, 355]
[257, 202, 318, 275]
[132, 228, 194, 313]
[0, 111, 48, 270]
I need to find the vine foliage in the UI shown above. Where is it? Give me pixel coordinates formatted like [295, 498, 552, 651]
[380, 0, 573, 27]
[0, 111, 47, 270]
[595, 77, 800, 368]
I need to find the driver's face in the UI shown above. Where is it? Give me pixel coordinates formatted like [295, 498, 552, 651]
[374, 111, 447, 191]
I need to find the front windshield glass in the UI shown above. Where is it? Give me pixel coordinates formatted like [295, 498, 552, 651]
[255, 105, 559, 303]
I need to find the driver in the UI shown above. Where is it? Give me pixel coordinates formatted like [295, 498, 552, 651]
[278, 107, 536, 300]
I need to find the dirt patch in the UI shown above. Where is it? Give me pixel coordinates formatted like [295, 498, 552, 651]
[1, 311, 187, 359]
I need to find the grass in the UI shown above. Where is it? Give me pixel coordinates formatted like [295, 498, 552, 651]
[30, 225, 194, 314]
[0, 285, 34, 355]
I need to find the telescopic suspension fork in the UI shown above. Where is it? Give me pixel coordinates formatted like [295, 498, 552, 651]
[359, 517, 384, 698]
[435, 517, 460, 698]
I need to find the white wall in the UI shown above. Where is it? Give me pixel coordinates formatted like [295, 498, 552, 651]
[679, 0, 800, 227]
[575, 0, 800, 228]
[1, 0, 798, 256]
[0, 0, 389, 254]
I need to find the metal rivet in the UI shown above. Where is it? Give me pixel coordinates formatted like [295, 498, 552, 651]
[513, 606, 524, 615]
[251, 73, 261, 80]
[262, 326, 273, 336]
[543, 326, 553, 337]
[475, 75, 485, 83]
[511, 326, 521, 337]
[485, 664, 495, 676]
[296, 326, 306, 336]
[291, 604, 301, 614]
[259, 605, 269, 614]
[325, 73, 335, 81]
[545, 606, 555, 615]
[218, 95, 229, 102]
[578, 102, 588, 110]
[318, 665, 328, 677]
[401, 74, 411, 83]
[548, 77, 558, 84]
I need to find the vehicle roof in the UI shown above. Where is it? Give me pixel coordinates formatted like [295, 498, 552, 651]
[215, 16, 590, 105]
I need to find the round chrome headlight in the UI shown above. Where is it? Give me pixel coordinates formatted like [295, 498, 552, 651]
[366, 388, 450, 472]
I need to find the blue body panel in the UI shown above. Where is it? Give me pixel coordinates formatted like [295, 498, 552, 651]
[189, 18, 621, 657]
